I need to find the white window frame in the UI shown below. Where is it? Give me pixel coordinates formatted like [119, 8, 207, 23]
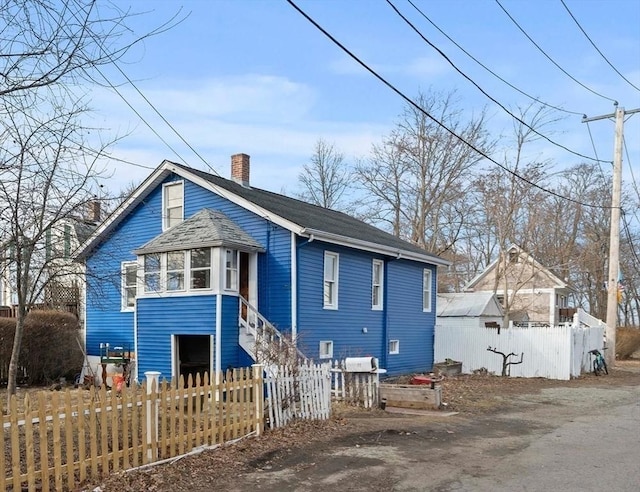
[423, 268, 432, 312]
[121, 261, 137, 311]
[162, 181, 184, 231]
[166, 251, 186, 292]
[144, 254, 162, 293]
[224, 249, 238, 291]
[190, 247, 212, 290]
[372, 259, 384, 310]
[323, 251, 339, 309]
[319, 340, 333, 359]
[388, 339, 400, 355]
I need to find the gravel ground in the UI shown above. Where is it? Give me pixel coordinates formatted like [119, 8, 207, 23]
[81, 361, 640, 492]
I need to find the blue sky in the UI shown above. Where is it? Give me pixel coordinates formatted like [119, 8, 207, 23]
[91, 0, 640, 201]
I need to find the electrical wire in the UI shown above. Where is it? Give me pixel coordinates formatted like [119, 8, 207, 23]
[67, 4, 220, 176]
[560, 0, 640, 93]
[387, 0, 606, 164]
[286, 0, 609, 210]
[495, 0, 618, 103]
[623, 135, 640, 210]
[405, 0, 584, 117]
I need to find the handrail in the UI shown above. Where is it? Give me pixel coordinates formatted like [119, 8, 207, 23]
[238, 295, 306, 362]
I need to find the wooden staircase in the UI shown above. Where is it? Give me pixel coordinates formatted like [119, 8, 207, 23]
[238, 296, 306, 367]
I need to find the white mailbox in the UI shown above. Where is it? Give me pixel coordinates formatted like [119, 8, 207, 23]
[344, 357, 378, 373]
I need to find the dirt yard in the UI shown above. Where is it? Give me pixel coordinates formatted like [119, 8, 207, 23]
[82, 361, 640, 492]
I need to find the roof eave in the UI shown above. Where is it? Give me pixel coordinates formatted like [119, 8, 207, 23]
[302, 228, 451, 266]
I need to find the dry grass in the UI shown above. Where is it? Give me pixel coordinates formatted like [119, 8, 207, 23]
[617, 327, 640, 359]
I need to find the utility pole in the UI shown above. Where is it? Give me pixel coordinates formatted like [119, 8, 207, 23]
[582, 105, 640, 366]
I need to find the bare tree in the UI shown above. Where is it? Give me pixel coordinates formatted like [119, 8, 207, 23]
[297, 138, 352, 210]
[468, 103, 560, 325]
[355, 90, 494, 257]
[0, 0, 164, 401]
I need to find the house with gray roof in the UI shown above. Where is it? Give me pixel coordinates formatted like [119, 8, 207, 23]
[77, 154, 449, 383]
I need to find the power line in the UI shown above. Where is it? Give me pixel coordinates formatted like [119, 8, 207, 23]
[560, 0, 640, 93]
[623, 135, 640, 209]
[495, 0, 618, 103]
[387, 0, 606, 164]
[286, 0, 609, 210]
[405, 0, 584, 117]
[67, 4, 220, 176]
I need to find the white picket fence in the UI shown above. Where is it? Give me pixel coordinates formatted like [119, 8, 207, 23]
[435, 309, 605, 380]
[264, 361, 331, 429]
[329, 360, 379, 409]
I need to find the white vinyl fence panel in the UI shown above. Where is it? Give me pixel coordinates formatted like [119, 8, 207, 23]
[435, 309, 605, 380]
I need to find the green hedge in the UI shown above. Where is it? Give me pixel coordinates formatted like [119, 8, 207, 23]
[0, 310, 83, 386]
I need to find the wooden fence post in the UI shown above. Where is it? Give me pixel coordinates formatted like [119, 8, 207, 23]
[252, 364, 263, 436]
[144, 371, 161, 462]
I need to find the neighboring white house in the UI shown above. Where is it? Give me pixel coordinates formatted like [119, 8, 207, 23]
[0, 202, 101, 317]
[437, 292, 504, 330]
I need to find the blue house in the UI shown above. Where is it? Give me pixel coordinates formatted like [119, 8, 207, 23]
[77, 154, 449, 381]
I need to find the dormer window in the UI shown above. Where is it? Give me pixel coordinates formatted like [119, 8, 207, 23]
[163, 182, 184, 230]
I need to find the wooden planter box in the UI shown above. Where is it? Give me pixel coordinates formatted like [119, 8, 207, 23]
[433, 361, 462, 376]
[379, 383, 442, 410]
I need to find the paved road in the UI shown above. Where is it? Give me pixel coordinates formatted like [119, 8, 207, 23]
[448, 398, 640, 491]
[229, 384, 640, 491]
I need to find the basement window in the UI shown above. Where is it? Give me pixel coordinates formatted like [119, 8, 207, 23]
[319, 340, 333, 359]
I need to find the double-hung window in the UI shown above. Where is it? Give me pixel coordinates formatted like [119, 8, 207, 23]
[190, 248, 211, 289]
[323, 252, 339, 309]
[166, 251, 185, 291]
[423, 268, 432, 312]
[122, 262, 137, 310]
[163, 182, 183, 230]
[225, 249, 238, 290]
[372, 259, 383, 310]
[144, 254, 161, 293]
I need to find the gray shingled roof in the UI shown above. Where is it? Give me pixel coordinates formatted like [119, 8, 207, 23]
[134, 209, 264, 254]
[171, 162, 444, 263]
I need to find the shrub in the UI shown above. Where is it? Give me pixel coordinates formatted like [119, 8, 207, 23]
[616, 327, 640, 359]
[0, 310, 83, 385]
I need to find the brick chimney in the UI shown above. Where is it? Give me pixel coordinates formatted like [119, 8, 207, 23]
[88, 199, 101, 223]
[231, 153, 250, 187]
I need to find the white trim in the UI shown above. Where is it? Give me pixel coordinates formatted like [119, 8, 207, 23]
[249, 252, 258, 310]
[388, 339, 400, 355]
[323, 251, 339, 310]
[291, 232, 297, 342]
[423, 268, 432, 312]
[133, 302, 139, 382]
[372, 259, 384, 310]
[171, 335, 177, 380]
[215, 294, 222, 375]
[319, 340, 333, 359]
[303, 228, 450, 267]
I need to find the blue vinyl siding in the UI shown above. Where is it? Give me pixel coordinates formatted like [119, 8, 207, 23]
[385, 260, 436, 376]
[136, 295, 216, 378]
[220, 295, 241, 370]
[183, 180, 291, 330]
[85, 182, 168, 356]
[85, 173, 290, 372]
[85, 169, 439, 378]
[297, 240, 385, 362]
